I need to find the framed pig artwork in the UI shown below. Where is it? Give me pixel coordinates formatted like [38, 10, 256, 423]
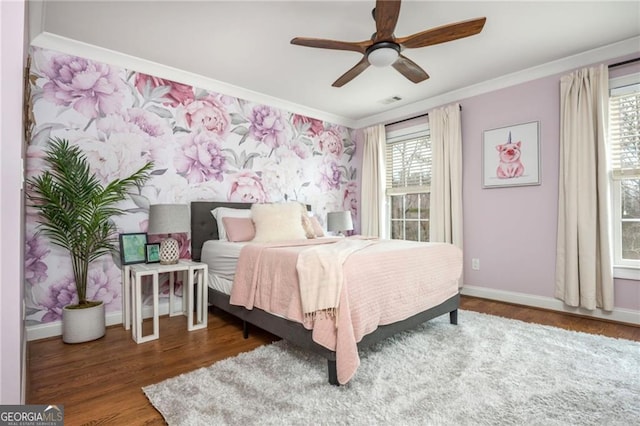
[482, 121, 540, 188]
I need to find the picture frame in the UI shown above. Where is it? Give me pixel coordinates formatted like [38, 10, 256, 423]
[145, 243, 161, 264]
[482, 121, 541, 188]
[119, 233, 148, 265]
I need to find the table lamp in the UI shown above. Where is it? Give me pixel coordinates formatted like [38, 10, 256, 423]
[327, 211, 353, 236]
[147, 204, 189, 264]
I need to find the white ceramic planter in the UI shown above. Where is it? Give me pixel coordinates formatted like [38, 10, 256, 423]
[62, 301, 106, 343]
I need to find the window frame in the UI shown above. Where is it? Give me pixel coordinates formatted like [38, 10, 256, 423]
[388, 193, 430, 242]
[609, 73, 640, 279]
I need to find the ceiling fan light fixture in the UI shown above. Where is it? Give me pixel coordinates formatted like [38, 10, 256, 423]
[291, 1, 485, 86]
[367, 42, 400, 67]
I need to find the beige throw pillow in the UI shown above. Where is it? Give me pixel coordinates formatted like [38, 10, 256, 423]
[308, 215, 325, 237]
[251, 202, 307, 242]
[301, 213, 316, 239]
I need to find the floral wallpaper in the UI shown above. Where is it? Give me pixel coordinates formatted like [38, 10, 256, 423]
[24, 46, 359, 327]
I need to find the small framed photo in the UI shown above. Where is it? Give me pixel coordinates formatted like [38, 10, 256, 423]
[119, 233, 148, 265]
[482, 121, 541, 188]
[145, 243, 161, 264]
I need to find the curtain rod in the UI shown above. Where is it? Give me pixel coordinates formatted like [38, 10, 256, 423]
[608, 57, 640, 69]
[386, 113, 428, 127]
[385, 104, 462, 127]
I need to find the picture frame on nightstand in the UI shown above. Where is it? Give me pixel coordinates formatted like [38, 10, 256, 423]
[119, 232, 148, 265]
[145, 243, 161, 263]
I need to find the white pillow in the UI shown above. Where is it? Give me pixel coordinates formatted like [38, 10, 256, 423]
[211, 207, 252, 241]
[251, 202, 307, 242]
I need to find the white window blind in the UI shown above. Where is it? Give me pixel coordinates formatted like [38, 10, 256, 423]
[609, 82, 640, 180]
[385, 129, 431, 195]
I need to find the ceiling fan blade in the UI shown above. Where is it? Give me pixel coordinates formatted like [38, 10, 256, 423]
[396, 17, 487, 49]
[392, 54, 429, 84]
[290, 37, 370, 54]
[374, 0, 401, 41]
[332, 57, 371, 87]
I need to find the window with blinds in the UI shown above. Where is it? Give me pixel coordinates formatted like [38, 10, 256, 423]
[609, 74, 640, 268]
[385, 129, 431, 194]
[609, 83, 640, 180]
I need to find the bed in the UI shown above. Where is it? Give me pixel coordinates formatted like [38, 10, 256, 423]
[190, 201, 462, 385]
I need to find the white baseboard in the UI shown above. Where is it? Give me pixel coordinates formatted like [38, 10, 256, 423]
[26, 299, 180, 341]
[461, 285, 640, 326]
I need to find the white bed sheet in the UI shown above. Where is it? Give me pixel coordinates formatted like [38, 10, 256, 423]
[201, 240, 247, 295]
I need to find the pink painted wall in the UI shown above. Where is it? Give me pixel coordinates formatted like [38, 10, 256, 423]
[460, 57, 640, 311]
[462, 74, 561, 298]
[0, 0, 26, 404]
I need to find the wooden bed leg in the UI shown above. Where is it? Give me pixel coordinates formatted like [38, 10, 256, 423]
[328, 360, 339, 386]
[449, 309, 458, 325]
[242, 321, 249, 339]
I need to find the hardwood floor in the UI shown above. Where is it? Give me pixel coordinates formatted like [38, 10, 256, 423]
[26, 296, 639, 425]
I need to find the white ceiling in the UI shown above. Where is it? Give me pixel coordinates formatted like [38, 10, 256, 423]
[30, 1, 640, 128]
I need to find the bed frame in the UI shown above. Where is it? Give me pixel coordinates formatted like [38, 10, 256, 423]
[190, 201, 459, 385]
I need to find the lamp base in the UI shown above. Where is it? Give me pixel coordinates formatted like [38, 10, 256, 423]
[159, 237, 180, 265]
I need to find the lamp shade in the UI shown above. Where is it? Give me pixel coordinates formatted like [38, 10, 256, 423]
[147, 204, 189, 265]
[327, 211, 354, 234]
[147, 204, 189, 235]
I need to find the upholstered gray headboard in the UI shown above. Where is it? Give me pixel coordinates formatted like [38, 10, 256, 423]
[190, 201, 253, 261]
[190, 201, 312, 261]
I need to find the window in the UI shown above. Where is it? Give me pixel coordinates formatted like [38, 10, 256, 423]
[609, 74, 640, 272]
[385, 124, 431, 241]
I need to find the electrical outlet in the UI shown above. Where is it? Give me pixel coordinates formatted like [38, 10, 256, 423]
[472, 258, 480, 270]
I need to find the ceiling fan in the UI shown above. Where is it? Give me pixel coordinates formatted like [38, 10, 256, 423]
[290, 0, 486, 87]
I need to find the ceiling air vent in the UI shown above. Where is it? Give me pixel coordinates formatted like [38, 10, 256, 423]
[380, 96, 402, 105]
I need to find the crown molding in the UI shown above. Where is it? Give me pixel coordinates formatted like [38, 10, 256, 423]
[30, 32, 358, 128]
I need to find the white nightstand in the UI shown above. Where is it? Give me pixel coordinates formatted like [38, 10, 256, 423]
[122, 260, 208, 343]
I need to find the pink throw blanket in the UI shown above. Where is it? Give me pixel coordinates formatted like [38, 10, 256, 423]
[230, 237, 462, 384]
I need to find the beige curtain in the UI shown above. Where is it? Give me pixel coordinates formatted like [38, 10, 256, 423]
[556, 64, 614, 311]
[361, 124, 386, 237]
[428, 103, 463, 249]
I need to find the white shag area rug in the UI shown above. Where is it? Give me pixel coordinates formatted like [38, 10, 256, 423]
[143, 310, 640, 425]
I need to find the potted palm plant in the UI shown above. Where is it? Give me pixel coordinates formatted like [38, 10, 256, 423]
[27, 137, 153, 343]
